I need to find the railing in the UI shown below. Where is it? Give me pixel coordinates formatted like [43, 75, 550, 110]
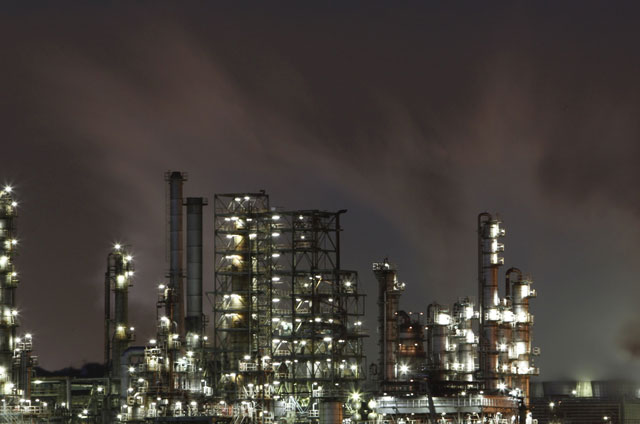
[0, 404, 48, 415]
[376, 396, 518, 410]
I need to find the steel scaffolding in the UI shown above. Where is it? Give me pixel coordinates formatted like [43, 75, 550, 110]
[213, 193, 365, 422]
[0, 188, 18, 398]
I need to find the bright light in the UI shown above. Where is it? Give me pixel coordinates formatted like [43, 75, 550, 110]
[4, 186, 12, 193]
[400, 364, 409, 374]
[498, 382, 507, 391]
[114, 243, 121, 250]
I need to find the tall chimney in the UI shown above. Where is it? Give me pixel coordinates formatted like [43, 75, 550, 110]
[167, 171, 186, 337]
[185, 197, 206, 335]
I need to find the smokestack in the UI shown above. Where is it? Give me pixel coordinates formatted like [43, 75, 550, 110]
[166, 171, 186, 337]
[185, 197, 206, 335]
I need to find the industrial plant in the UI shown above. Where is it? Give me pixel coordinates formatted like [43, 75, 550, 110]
[0, 172, 541, 423]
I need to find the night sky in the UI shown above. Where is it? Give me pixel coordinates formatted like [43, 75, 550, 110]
[2, 2, 640, 381]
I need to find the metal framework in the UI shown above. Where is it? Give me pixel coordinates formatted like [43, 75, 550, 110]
[0, 188, 18, 398]
[213, 193, 365, 423]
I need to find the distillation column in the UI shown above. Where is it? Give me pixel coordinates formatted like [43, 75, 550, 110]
[0, 187, 18, 396]
[105, 244, 134, 380]
[478, 213, 505, 391]
[373, 260, 404, 384]
[186, 197, 205, 337]
[509, 269, 537, 405]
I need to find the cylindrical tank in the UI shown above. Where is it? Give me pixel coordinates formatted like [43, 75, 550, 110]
[186, 197, 205, 335]
[427, 303, 452, 381]
[320, 400, 343, 424]
[453, 299, 477, 382]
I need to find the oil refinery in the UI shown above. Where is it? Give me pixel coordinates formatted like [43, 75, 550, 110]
[0, 173, 540, 423]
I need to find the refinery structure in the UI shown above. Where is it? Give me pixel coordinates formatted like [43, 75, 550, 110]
[0, 172, 539, 423]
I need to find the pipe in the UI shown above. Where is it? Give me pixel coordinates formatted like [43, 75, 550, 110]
[66, 377, 71, 409]
[186, 197, 205, 335]
[167, 171, 186, 337]
[104, 254, 111, 367]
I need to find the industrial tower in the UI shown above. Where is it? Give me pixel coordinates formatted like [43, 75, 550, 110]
[213, 193, 366, 423]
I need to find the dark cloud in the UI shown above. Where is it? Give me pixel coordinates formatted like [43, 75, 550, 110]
[2, 1, 640, 380]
